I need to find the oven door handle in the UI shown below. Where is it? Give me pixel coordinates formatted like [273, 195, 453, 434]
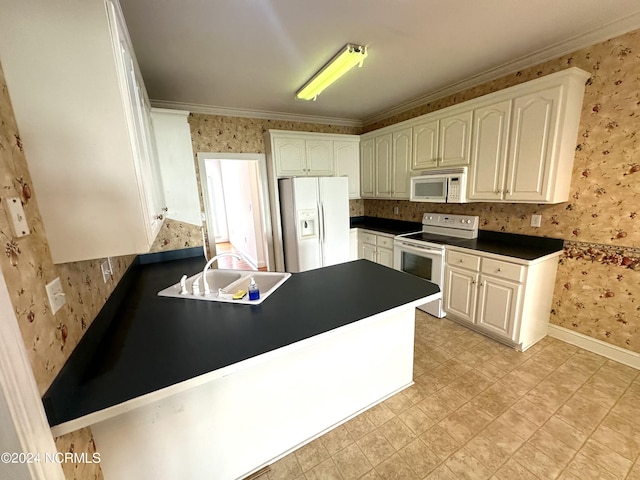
[394, 241, 443, 255]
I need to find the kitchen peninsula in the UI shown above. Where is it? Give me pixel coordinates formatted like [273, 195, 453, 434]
[43, 250, 439, 480]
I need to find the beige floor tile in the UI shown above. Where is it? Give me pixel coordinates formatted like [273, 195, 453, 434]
[510, 398, 553, 428]
[455, 345, 495, 365]
[331, 443, 372, 480]
[447, 370, 493, 399]
[493, 458, 539, 480]
[268, 453, 303, 480]
[378, 416, 416, 451]
[545, 368, 587, 394]
[433, 384, 471, 409]
[420, 425, 461, 461]
[343, 413, 376, 440]
[600, 360, 640, 385]
[540, 416, 587, 450]
[417, 394, 454, 422]
[295, 438, 330, 472]
[601, 410, 640, 447]
[572, 382, 622, 410]
[512, 443, 564, 479]
[627, 462, 640, 480]
[320, 425, 354, 456]
[586, 371, 628, 397]
[398, 438, 441, 478]
[474, 361, 509, 383]
[468, 382, 522, 419]
[465, 431, 513, 471]
[555, 393, 609, 434]
[414, 372, 443, 395]
[383, 390, 414, 415]
[438, 404, 493, 444]
[524, 381, 572, 414]
[496, 370, 540, 397]
[590, 423, 640, 461]
[365, 403, 396, 427]
[374, 452, 419, 479]
[304, 458, 343, 480]
[398, 404, 434, 436]
[577, 438, 632, 478]
[526, 428, 577, 466]
[355, 429, 396, 466]
[403, 382, 432, 404]
[444, 448, 493, 479]
[424, 463, 459, 480]
[562, 452, 624, 480]
[495, 407, 539, 442]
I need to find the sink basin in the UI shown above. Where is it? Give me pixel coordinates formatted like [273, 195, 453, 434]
[157, 269, 291, 305]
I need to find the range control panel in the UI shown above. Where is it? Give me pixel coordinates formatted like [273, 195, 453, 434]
[422, 213, 479, 232]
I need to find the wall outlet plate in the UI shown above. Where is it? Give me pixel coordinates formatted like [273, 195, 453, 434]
[101, 258, 113, 283]
[4, 197, 30, 237]
[46, 277, 66, 315]
[531, 214, 542, 227]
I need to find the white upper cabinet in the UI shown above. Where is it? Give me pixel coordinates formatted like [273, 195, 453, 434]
[360, 138, 375, 198]
[438, 111, 473, 167]
[0, 0, 165, 263]
[305, 139, 334, 176]
[273, 137, 308, 176]
[468, 100, 512, 201]
[392, 128, 412, 198]
[412, 119, 439, 170]
[374, 133, 393, 197]
[334, 140, 361, 199]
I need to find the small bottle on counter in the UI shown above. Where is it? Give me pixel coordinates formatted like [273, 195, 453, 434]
[248, 277, 260, 301]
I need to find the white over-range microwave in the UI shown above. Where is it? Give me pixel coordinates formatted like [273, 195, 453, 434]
[410, 167, 468, 203]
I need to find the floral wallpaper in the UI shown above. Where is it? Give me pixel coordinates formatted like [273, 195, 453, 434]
[364, 29, 640, 353]
[149, 218, 203, 252]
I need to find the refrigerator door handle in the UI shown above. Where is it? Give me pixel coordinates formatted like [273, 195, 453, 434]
[318, 202, 325, 244]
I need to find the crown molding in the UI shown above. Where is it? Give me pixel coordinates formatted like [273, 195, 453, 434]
[149, 100, 364, 128]
[362, 11, 640, 126]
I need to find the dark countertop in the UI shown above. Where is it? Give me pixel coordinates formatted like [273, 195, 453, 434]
[42, 252, 439, 428]
[350, 216, 422, 235]
[351, 216, 564, 261]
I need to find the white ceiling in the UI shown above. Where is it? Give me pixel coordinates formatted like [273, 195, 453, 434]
[119, 0, 640, 126]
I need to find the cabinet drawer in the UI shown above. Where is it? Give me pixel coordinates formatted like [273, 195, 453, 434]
[376, 235, 394, 249]
[481, 258, 525, 282]
[360, 232, 377, 245]
[447, 250, 480, 271]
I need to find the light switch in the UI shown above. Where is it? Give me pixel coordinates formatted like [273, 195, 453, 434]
[5, 197, 30, 237]
[46, 277, 66, 315]
[531, 214, 542, 227]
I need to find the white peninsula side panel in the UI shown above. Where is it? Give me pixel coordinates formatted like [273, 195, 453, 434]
[91, 302, 422, 480]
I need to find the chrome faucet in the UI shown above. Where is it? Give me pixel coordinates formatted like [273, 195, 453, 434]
[199, 252, 245, 295]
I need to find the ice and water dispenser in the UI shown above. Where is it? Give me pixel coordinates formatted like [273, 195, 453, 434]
[297, 209, 318, 239]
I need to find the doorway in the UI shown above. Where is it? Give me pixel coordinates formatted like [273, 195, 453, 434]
[197, 153, 274, 271]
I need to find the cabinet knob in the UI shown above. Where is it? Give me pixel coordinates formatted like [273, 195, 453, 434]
[505, 189, 511, 194]
[495, 189, 501, 194]
[497, 268, 502, 272]
[459, 259, 464, 263]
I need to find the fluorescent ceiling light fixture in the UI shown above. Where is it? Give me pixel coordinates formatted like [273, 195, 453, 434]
[296, 44, 368, 101]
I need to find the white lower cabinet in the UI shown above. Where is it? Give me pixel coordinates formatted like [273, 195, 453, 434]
[444, 247, 559, 351]
[358, 230, 394, 268]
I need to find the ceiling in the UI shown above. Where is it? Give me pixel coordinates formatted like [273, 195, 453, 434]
[119, 0, 640, 126]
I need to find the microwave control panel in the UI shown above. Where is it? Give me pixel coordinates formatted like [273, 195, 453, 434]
[448, 178, 460, 201]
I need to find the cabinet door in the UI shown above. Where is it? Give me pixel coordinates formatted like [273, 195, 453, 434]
[377, 247, 394, 268]
[274, 137, 306, 176]
[335, 140, 360, 199]
[468, 100, 511, 201]
[412, 120, 439, 170]
[438, 111, 472, 167]
[505, 86, 561, 202]
[392, 128, 412, 199]
[444, 265, 478, 324]
[306, 139, 334, 176]
[375, 133, 393, 197]
[361, 243, 377, 262]
[360, 138, 375, 198]
[476, 276, 521, 341]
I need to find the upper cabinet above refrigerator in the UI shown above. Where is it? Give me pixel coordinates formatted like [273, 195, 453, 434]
[0, 0, 165, 263]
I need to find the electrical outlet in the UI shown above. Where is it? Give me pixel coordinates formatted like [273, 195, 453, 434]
[393, 206, 399, 214]
[46, 277, 66, 314]
[5, 197, 30, 237]
[531, 214, 542, 227]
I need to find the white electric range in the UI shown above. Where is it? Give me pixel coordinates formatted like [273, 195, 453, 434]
[394, 213, 479, 317]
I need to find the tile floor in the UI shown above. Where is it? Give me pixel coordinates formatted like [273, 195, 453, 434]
[254, 310, 640, 480]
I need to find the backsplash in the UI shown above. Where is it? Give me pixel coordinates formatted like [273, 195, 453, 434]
[364, 28, 640, 353]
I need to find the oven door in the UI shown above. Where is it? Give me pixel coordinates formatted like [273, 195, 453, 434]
[393, 240, 445, 317]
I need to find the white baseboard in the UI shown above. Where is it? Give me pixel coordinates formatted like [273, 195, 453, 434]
[548, 324, 640, 370]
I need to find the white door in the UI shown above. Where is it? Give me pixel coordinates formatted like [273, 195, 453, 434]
[318, 177, 349, 267]
[444, 266, 478, 324]
[361, 243, 377, 262]
[468, 100, 512, 201]
[476, 276, 521, 341]
[377, 248, 394, 268]
[505, 86, 561, 202]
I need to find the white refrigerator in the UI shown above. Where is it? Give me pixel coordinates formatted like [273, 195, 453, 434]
[279, 177, 350, 272]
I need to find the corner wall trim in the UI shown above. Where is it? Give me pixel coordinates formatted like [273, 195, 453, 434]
[548, 324, 640, 370]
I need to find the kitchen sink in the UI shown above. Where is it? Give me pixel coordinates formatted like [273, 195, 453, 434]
[157, 269, 291, 305]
